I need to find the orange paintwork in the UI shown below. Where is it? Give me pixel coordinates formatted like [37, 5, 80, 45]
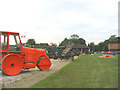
[0, 31, 52, 76]
[2, 54, 23, 76]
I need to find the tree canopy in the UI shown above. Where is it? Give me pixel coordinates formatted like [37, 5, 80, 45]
[26, 39, 36, 45]
[59, 34, 86, 46]
[88, 35, 119, 52]
[70, 34, 79, 39]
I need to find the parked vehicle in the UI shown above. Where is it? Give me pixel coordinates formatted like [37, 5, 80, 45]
[0, 31, 52, 76]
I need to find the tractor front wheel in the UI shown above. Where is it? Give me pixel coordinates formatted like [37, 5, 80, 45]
[2, 54, 23, 76]
[37, 56, 52, 71]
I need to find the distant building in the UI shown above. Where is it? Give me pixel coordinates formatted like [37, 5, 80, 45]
[108, 43, 120, 52]
[71, 44, 90, 54]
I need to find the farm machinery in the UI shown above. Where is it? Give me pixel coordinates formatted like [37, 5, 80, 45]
[0, 31, 52, 76]
[47, 44, 77, 60]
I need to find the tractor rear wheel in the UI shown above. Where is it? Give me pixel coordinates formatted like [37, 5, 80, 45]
[37, 55, 51, 71]
[2, 54, 23, 76]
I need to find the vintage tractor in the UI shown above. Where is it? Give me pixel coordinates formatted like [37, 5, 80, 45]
[0, 31, 52, 76]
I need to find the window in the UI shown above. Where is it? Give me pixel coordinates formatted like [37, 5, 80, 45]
[9, 35, 16, 45]
[9, 34, 20, 45]
[1, 34, 7, 49]
[15, 35, 20, 45]
[9, 34, 21, 51]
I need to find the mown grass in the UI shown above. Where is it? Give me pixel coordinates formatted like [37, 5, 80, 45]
[31, 54, 118, 88]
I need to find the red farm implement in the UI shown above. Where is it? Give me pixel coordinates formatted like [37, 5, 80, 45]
[0, 31, 52, 76]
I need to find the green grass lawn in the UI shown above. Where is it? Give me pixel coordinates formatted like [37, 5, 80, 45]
[31, 54, 118, 88]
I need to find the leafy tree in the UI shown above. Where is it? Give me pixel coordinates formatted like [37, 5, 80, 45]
[70, 34, 79, 39]
[109, 35, 118, 43]
[59, 38, 69, 46]
[110, 35, 116, 38]
[90, 35, 119, 52]
[88, 42, 95, 52]
[26, 39, 35, 45]
[78, 38, 86, 44]
[59, 35, 86, 46]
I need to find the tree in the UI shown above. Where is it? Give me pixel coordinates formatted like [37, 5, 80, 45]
[109, 35, 118, 43]
[88, 42, 95, 52]
[59, 38, 69, 46]
[70, 34, 79, 39]
[91, 35, 119, 52]
[59, 35, 86, 46]
[78, 38, 86, 44]
[26, 39, 35, 45]
[110, 35, 116, 38]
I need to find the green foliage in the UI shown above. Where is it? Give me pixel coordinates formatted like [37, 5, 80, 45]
[59, 38, 69, 46]
[109, 35, 119, 44]
[89, 35, 119, 51]
[35, 44, 49, 50]
[26, 39, 36, 45]
[59, 34, 86, 46]
[78, 38, 86, 44]
[70, 34, 79, 39]
[88, 42, 95, 52]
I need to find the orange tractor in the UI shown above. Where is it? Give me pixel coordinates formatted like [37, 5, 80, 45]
[0, 31, 52, 76]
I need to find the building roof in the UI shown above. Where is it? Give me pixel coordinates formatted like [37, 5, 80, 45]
[72, 44, 89, 49]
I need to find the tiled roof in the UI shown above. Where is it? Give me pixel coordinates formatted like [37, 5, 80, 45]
[72, 44, 89, 49]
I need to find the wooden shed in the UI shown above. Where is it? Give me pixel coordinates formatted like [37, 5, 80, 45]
[108, 43, 120, 51]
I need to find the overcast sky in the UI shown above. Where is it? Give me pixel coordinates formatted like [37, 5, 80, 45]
[0, 0, 119, 45]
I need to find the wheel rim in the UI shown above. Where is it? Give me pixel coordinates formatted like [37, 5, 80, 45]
[2, 54, 23, 76]
[37, 56, 51, 71]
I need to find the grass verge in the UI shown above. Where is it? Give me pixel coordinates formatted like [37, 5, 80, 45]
[31, 54, 118, 88]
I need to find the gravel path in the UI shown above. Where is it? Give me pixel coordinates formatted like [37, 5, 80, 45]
[1, 59, 71, 88]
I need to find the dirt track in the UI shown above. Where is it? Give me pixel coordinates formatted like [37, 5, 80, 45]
[1, 59, 71, 88]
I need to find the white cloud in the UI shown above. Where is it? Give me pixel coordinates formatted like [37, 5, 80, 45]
[0, 0, 118, 45]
